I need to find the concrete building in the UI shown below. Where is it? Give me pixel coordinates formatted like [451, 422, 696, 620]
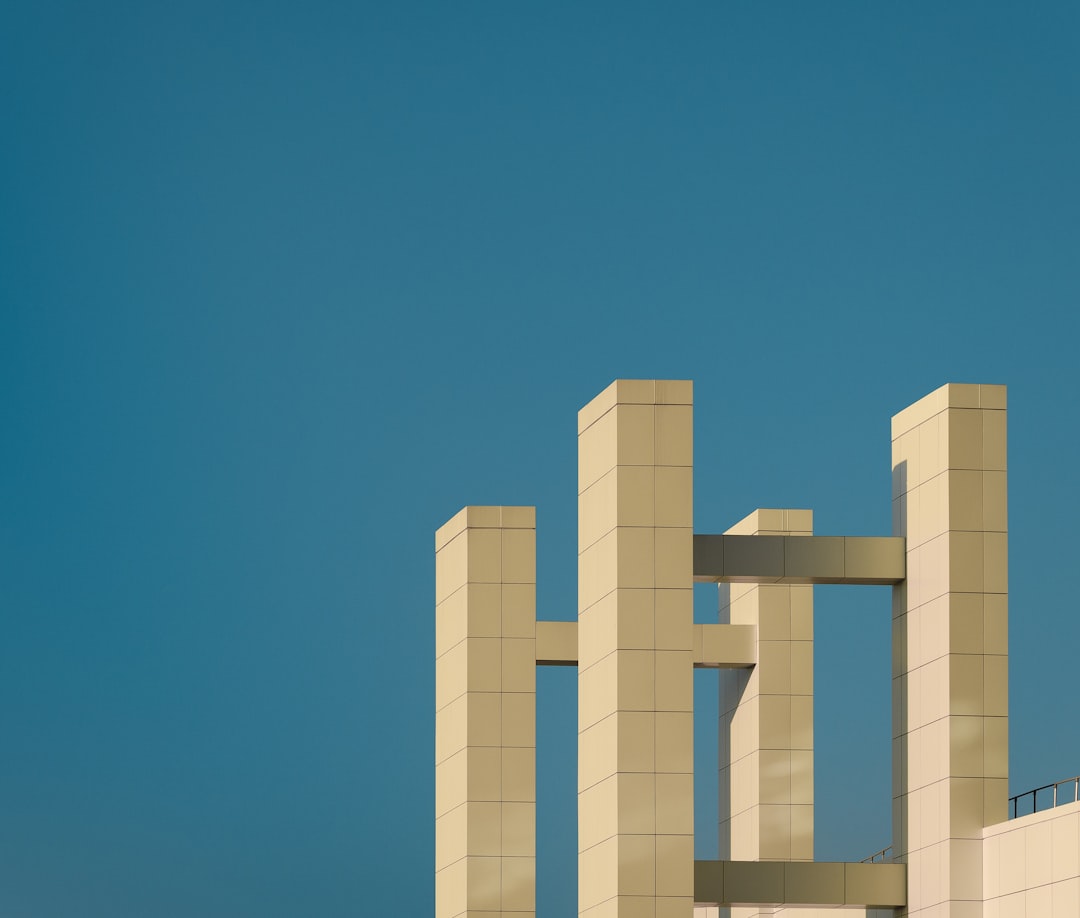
[434, 379, 1080, 918]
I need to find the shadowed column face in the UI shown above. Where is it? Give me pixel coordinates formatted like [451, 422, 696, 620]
[435, 506, 537, 918]
[891, 384, 1008, 918]
[718, 510, 815, 918]
[578, 380, 696, 918]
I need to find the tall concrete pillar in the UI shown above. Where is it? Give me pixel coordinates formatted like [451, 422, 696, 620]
[891, 384, 1008, 917]
[718, 509, 815, 918]
[435, 506, 538, 918]
[578, 380, 696, 918]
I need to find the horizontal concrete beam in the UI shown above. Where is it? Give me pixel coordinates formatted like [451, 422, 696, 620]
[694, 623, 756, 668]
[694, 860, 907, 909]
[534, 622, 757, 669]
[535, 620, 577, 666]
[693, 534, 905, 585]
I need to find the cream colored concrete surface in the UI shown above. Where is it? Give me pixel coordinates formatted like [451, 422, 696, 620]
[716, 510, 815, 918]
[533, 619, 757, 669]
[982, 800, 1080, 917]
[432, 380, 1056, 918]
[578, 381, 695, 918]
[435, 506, 538, 918]
[892, 384, 1008, 918]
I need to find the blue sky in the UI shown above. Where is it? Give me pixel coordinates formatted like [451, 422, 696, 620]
[1, 2, 1078, 915]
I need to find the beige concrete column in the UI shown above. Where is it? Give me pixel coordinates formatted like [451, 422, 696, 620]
[435, 506, 537, 918]
[718, 510, 815, 918]
[578, 380, 696, 918]
[891, 384, 1008, 917]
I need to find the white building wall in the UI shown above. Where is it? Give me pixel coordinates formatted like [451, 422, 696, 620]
[982, 799, 1080, 917]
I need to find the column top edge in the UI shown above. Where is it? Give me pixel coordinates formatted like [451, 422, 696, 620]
[435, 506, 536, 550]
[724, 508, 814, 535]
[578, 379, 693, 433]
[891, 383, 1007, 439]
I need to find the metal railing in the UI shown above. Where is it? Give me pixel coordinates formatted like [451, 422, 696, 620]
[860, 778, 1080, 861]
[1009, 776, 1080, 819]
[861, 845, 893, 864]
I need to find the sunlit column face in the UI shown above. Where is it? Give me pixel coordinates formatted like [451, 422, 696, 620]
[718, 509, 815, 918]
[578, 380, 696, 918]
[891, 384, 1008, 917]
[435, 506, 537, 918]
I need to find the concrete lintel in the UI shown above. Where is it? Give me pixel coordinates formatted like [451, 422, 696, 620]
[535, 620, 577, 665]
[693, 860, 907, 909]
[535, 621, 757, 669]
[694, 623, 756, 668]
[693, 534, 905, 585]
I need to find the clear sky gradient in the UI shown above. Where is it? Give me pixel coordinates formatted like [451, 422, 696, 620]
[2, 3, 1078, 915]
